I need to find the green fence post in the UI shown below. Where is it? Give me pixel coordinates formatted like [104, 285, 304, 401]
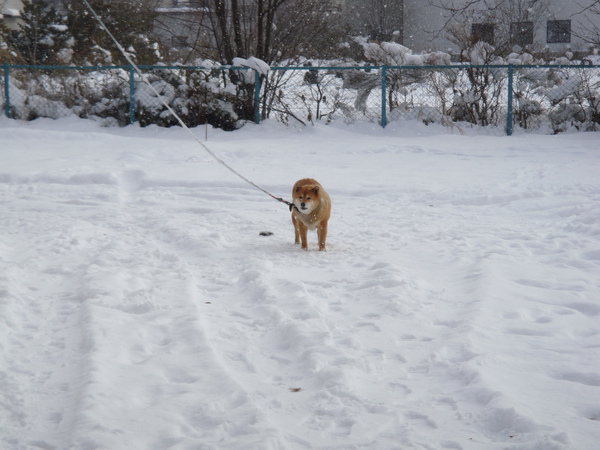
[381, 66, 387, 128]
[3, 63, 10, 119]
[129, 66, 136, 125]
[506, 64, 514, 136]
[254, 70, 261, 124]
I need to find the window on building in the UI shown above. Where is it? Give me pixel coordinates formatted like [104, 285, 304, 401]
[511, 21, 534, 47]
[174, 0, 206, 7]
[472, 23, 494, 44]
[172, 35, 189, 47]
[547, 20, 571, 43]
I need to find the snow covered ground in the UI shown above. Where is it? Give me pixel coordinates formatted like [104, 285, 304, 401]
[1, 117, 599, 450]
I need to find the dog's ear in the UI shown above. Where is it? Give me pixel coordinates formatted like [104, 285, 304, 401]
[295, 185, 301, 193]
[313, 186, 320, 195]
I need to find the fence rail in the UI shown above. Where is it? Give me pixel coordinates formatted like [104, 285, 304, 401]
[2, 62, 600, 135]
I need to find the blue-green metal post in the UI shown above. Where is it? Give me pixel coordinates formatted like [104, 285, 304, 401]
[254, 70, 261, 124]
[381, 66, 387, 128]
[506, 64, 514, 136]
[3, 63, 10, 118]
[129, 66, 136, 124]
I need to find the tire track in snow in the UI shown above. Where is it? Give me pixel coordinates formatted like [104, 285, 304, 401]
[185, 249, 424, 447]
[392, 179, 600, 449]
[0, 180, 122, 449]
[55, 172, 288, 449]
[0, 173, 287, 449]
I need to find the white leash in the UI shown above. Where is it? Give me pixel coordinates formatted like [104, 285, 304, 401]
[81, 0, 292, 206]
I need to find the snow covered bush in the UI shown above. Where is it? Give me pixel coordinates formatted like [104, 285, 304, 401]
[4, 70, 73, 120]
[442, 42, 508, 127]
[510, 59, 600, 133]
[360, 40, 453, 124]
[546, 67, 600, 133]
[262, 66, 354, 125]
[4, 68, 132, 125]
[77, 71, 131, 126]
[135, 67, 247, 131]
[510, 61, 550, 130]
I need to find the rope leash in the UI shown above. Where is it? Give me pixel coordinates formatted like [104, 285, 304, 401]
[81, 0, 294, 211]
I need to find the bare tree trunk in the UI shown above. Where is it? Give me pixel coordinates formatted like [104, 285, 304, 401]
[214, 0, 234, 62]
[263, 0, 276, 61]
[231, 0, 244, 57]
[257, 0, 265, 59]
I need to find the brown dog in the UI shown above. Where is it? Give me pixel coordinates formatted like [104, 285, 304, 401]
[291, 178, 331, 251]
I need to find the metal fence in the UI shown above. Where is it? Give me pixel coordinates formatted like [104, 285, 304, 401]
[2, 63, 600, 135]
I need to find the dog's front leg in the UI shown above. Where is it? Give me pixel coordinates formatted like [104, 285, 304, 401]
[292, 214, 300, 245]
[299, 221, 308, 251]
[317, 222, 328, 251]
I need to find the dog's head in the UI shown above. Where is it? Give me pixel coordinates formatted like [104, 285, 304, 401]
[293, 183, 321, 214]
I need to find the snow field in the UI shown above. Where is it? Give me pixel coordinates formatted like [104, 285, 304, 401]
[0, 117, 599, 449]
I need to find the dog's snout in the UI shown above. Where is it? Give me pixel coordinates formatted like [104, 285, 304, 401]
[301, 202, 306, 208]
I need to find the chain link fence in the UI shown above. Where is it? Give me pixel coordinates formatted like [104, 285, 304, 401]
[265, 65, 600, 135]
[2, 63, 600, 134]
[0, 64, 255, 130]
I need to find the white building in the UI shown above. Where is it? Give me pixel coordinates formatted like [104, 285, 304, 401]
[403, 0, 600, 56]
